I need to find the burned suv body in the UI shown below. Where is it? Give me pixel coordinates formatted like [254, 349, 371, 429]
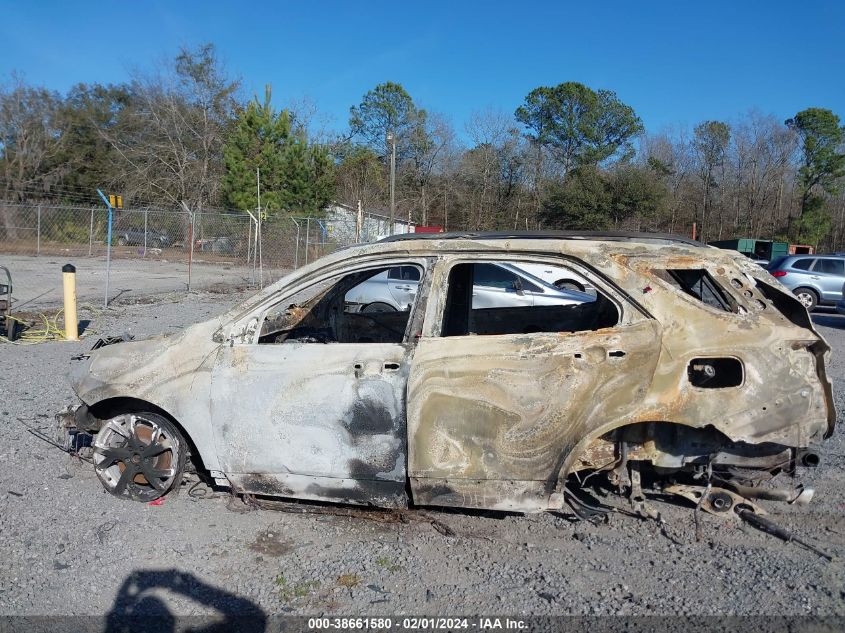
[62, 232, 834, 514]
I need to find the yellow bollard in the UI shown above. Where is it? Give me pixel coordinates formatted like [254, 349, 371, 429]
[62, 264, 79, 341]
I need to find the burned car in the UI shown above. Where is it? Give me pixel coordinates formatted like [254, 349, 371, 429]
[60, 232, 834, 517]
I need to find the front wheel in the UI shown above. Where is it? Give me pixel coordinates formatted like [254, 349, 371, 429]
[792, 287, 818, 311]
[92, 412, 187, 502]
[117, 236, 127, 246]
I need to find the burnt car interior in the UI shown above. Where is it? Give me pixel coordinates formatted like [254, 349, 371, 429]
[442, 262, 618, 336]
[258, 265, 422, 345]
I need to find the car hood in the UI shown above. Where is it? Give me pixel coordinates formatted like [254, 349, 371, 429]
[70, 317, 224, 408]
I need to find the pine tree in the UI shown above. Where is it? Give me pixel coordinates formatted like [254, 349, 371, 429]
[223, 85, 334, 215]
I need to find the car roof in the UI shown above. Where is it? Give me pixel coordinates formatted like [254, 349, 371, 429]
[377, 230, 705, 247]
[329, 230, 730, 265]
[225, 230, 761, 322]
[378, 230, 704, 247]
[783, 254, 842, 260]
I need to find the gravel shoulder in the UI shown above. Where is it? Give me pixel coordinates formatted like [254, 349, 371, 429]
[1, 294, 844, 618]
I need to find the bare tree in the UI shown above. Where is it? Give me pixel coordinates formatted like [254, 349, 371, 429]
[641, 127, 695, 234]
[103, 44, 240, 210]
[335, 145, 386, 212]
[0, 76, 65, 235]
[459, 109, 529, 230]
[693, 121, 731, 241]
[406, 112, 455, 226]
[729, 112, 797, 239]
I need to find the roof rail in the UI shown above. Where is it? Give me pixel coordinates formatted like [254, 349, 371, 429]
[377, 230, 705, 247]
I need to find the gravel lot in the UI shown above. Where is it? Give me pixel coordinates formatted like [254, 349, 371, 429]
[1, 253, 288, 310]
[1, 292, 844, 622]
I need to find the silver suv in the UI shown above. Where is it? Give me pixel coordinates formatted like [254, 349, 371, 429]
[767, 254, 845, 310]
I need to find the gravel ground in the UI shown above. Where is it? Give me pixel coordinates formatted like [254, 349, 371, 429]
[1, 292, 844, 621]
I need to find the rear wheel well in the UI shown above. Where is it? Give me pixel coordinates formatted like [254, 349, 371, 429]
[564, 420, 791, 480]
[87, 397, 206, 473]
[361, 301, 397, 313]
[792, 286, 819, 306]
[553, 278, 584, 292]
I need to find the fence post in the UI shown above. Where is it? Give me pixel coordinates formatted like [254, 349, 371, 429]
[246, 218, 252, 266]
[189, 212, 194, 292]
[245, 210, 258, 286]
[96, 189, 114, 307]
[258, 210, 264, 288]
[143, 207, 148, 257]
[293, 218, 301, 269]
[305, 217, 310, 265]
[36, 205, 41, 256]
[88, 207, 94, 257]
[180, 201, 194, 292]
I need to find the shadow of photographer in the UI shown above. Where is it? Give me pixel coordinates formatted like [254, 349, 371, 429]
[104, 569, 267, 633]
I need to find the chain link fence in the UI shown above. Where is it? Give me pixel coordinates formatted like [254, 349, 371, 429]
[0, 201, 412, 307]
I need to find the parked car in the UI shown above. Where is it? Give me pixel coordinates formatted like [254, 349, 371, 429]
[767, 254, 845, 310]
[114, 227, 172, 249]
[837, 280, 845, 316]
[59, 231, 834, 517]
[344, 263, 594, 313]
[195, 236, 238, 255]
[510, 262, 594, 293]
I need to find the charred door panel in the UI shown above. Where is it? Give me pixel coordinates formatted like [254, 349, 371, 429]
[407, 321, 661, 512]
[210, 343, 409, 507]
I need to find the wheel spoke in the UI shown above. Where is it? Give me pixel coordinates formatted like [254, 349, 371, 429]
[149, 468, 175, 479]
[142, 443, 170, 459]
[139, 463, 174, 490]
[113, 464, 137, 495]
[94, 446, 131, 470]
[105, 419, 131, 439]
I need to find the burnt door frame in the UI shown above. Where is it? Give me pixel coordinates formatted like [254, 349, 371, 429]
[406, 253, 660, 512]
[210, 256, 433, 508]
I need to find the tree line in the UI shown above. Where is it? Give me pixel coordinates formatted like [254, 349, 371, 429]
[2, 43, 844, 249]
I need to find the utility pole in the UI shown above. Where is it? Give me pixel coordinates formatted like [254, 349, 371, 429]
[387, 131, 396, 235]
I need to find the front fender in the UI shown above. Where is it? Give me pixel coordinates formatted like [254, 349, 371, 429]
[69, 321, 223, 472]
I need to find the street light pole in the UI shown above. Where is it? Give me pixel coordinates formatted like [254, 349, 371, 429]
[387, 131, 396, 235]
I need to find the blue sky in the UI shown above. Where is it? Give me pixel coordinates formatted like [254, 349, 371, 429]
[2, 0, 844, 138]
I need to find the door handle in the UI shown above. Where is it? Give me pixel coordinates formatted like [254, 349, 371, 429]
[354, 361, 400, 375]
[395, 284, 412, 290]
